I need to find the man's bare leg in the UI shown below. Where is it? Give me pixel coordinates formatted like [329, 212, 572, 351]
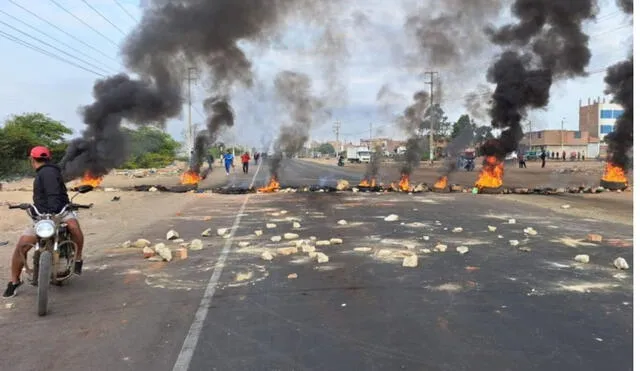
[11, 236, 36, 283]
[65, 219, 84, 274]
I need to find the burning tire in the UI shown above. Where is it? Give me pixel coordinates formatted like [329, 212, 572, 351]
[478, 186, 503, 194]
[600, 180, 627, 190]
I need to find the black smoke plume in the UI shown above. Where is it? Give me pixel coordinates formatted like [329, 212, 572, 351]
[190, 97, 234, 175]
[362, 145, 383, 181]
[481, 0, 597, 158]
[604, 2, 633, 171]
[269, 70, 324, 178]
[395, 90, 430, 176]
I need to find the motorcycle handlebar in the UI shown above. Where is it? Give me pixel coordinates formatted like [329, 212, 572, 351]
[8, 203, 30, 210]
[69, 203, 93, 210]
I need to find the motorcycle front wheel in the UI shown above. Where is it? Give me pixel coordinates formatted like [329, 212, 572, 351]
[37, 251, 52, 316]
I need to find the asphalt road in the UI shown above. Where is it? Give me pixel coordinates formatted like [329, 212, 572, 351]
[0, 160, 633, 371]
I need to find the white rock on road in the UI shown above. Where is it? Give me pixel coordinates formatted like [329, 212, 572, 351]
[574, 254, 590, 263]
[613, 257, 629, 270]
[384, 214, 399, 222]
[402, 254, 418, 267]
[121, 240, 132, 248]
[508, 219, 516, 224]
[353, 247, 372, 252]
[254, 230, 263, 236]
[261, 251, 274, 261]
[287, 273, 298, 279]
[316, 240, 331, 246]
[153, 243, 172, 261]
[238, 241, 250, 248]
[217, 228, 229, 236]
[292, 222, 301, 229]
[142, 246, 155, 258]
[456, 246, 469, 255]
[277, 247, 298, 255]
[266, 223, 277, 229]
[133, 239, 151, 249]
[422, 236, 430, 241]
[452, 227, 463, 233]
[316, 252, 329, 263]
[330, 238, 343, 245]
[337, 220, 348, 225]
[166, 230, 180, 240]
[301, 243, 316, 253]
[509, 240, 519, 246]
[189, 239, 204, 251]
[271, 236, 282, 242]
[434, 244, 447, 252]
[524, 227, 538, 236]
[284, 233, 299, 240]
[201, 228, 212, 237]
[488, 226, 497, 232]
[561, 204, 571, 209]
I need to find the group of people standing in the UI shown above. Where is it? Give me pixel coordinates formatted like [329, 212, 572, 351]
[517, 149, 586, 169]
[205, 150, 261, 175]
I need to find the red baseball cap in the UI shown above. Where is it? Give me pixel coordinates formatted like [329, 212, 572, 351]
[30, 146, 52, 160]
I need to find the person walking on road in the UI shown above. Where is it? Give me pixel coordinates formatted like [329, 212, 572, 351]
[518, 152, 527, 168]
[254, 152, 259, 165]
[223, 150, 234, 176]
[540, 149, 547, 168]
[241, 152, 251, 174]
[206, 153, 214, 170]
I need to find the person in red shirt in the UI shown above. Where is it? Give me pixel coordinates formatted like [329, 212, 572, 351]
[241, 152, 251, 174]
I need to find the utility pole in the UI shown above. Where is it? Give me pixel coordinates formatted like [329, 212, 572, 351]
[527, 120, 532, 149]
[185, 67, 198, 155]
[333, 120, 341, 156]
[560, 117, 565, 151]
[424, 71, 438, 162]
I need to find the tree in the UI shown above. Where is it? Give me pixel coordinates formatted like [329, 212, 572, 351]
[121, 126, 181, 169]
[317, 142, 336, 155]
[451, 114, 475, 140]
[421, 104, 451, 140]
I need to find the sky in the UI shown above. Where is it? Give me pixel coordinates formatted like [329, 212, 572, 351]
[0, 0, 633, 150]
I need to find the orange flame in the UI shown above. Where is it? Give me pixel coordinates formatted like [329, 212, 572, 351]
[601, 162, 628, 184]
[180, 170, 201, 185]
[391, 174, 411, 192]
[78, 171, 103, 187]
[433, 176, 448, 189]
[258, 176, 280, 193]
[475, 156, 504, 189]
[359, 178, 377, 187]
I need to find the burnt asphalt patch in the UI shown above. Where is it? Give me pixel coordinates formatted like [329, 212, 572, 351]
[185, 192, 632, 371]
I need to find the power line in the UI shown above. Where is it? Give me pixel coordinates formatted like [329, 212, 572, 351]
[0, 9, 118, 73]
[81, 0, 127, 36]
[48, 0, 120, 47]
[0, 18, 113, 75]
[8, 0, 120, 64]
[113, 0, 138, 23]
[0, 29, 104, 76]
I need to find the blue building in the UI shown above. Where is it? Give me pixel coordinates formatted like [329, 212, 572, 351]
[579, 98, 624, 142]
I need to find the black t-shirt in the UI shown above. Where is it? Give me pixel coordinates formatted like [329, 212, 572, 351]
[33, 164, 70, 214]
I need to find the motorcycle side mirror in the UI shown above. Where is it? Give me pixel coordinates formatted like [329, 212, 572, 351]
[74, 185, 94, 194]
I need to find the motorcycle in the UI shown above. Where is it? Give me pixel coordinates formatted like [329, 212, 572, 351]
[8, 184, 94, 316]
[463, 158, 475, 172]
[337, 158, 345, 167]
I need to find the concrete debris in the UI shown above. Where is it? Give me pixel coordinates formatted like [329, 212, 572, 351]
[284, 233, 299, 240]
[173, 238, 185, 244]
[292, 222, 301, 229]
[423, 236, 430, 241]
[337, 220, 348, 225]
[352, 187, 360, 193]
[405, 243, 417, 250]
[254, 230, 263, 236]
[420, 248, 432, 253]
[133, 239, 150, 249]
[509, 240, 519, 246]
[402, 254, 419, 268]
[121, 240, 132, 248]
[280, 210, 288, 215]
[4, 302, 14, 309]
[376, 249, 392, 257]
[353, 247, 372, 252]
[613, 257, 629, 270]
[166, 230, 180, 240]
[413, 183, 428, 192]
[148, 186, 158, 192]
[508, 219, 516, 224]
[153, 243, 172, 261]
[488, 226, 497, 232]
[188, 239, 204, 251]
[301, 243, 316, 253]
[270, 212, 280, 217]
[384, 214, 399, 222]
[586, 234, 603, 242]
[308, 251, 318, 258]
[434, 244, 447, 252]
[452, 227, 463, 233]
[574, 254, 590, 263]
[518, 246, 531, 252]
[287, 273, 298, 279]
[142, 246, 155, 258]
[524, 227, 538, 236]
[266, 223, 277, 229]
[289, 240, 304, 247]
[175, 247, 188, 260]
[456, 246, 469, 255]
[316, 240, 331, 246]
[309, 236, 317, 241]
[271, 236, 282, 242]
[336, 180, 350, 191]
[201, 228, 212, 237]
[277, 247, 298, 255]
[238, 241, 250, 248]
[217, 228, 229, 236]
[316, 252, 329, 263]
[222, 233, 231, 239]
[498, 235, 504, 239]
[330, 238, 343, 245]
[261, 251, 274, 261]
[561, 204, 571, 209]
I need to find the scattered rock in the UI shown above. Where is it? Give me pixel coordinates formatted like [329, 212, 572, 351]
[166, 230, 180, 240]
[142, 246, 156, 259]
[287, 273, 298, 279]
[488, 226, 497, 232]
[173, 238, 185, 244]
[133, 239, 150, 249]
[330, 238, 343, 245]
[384, 214, 399, 222]
[271, 236, 282, 242]
[586, 233, 603, 242]
[450, 184, 463, 192]
[574, 254, 590, 263]
[175, 247, 188, 260]
[217, 228, 229, 236]
[279, 210, 288, 215]
[508, 219, 516, 224]
[261, 251, 274, 261]
[309, 236, 317, 241]
[353, 247, 372, 252]
[337, 220, 348, 226]
[188, 239, 204, 251]
[277, 247, 297, 255]
[4, 302, 14, 309]
[422, 236, 430, 241]
[148, 256, 163, 262]
[284, 233, 299, 240]
[316, 240, 331, 246]
[413, 183, 428, 192]
[524, 227, 538, 236]
[336, 180, 350, 191]
[420, 248, 431, 254]
[376, 249, 392, 257]
[238, 241, 250, 248]
[509, 240, 519, 246]
[452, 227, 463, 233]
[518, 246, 531, 252]
[613, 257, 629, 270]
[222, 233, 231, 239]
[405, 243, 417, 250]
[121, 240, 132, 249]
[292, 222, 301, 229]
[201, 228, 211, 237]
[402, 254, 419, 268]
[561, 204, 571, 209]
[153, 243, 172, 261]
[434, 244, 447, 252]
[456, 246, 469, 255]
[254, 230, 263, 236]
[301, 243, 316, 253]
[497, 235, 504, 239]
[266, 223, 277, 229]
[148, 186, 158, 192]
[316, 252, 329, 263]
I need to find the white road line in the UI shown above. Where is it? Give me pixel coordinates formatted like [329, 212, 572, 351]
[172, 160, 262, 371]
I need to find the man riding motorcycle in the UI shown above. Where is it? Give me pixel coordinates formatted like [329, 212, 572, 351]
[3, 146, 85, 298]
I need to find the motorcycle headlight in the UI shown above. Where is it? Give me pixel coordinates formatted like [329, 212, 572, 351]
[34, 220, 56, 239]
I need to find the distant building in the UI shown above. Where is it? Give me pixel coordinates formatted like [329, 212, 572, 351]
[522, 130, 600, 158]
[579, 97, 623, 141]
